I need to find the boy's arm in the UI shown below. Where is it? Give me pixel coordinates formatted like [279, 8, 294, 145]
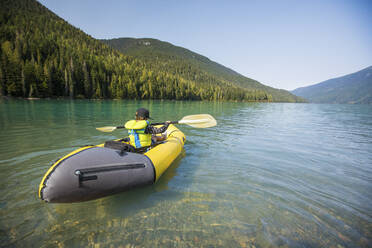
[145, 122, 170, 134]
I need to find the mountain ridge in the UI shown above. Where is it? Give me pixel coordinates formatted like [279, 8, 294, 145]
[292, 66, 372, 104]
[102, 37, 305, 102]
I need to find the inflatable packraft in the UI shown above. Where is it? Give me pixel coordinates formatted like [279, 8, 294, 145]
[38, 124, 185, 203]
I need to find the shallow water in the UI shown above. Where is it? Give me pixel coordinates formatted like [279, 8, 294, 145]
[0, 99, 371, 247]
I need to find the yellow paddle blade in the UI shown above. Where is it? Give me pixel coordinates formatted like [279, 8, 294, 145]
[179, 114, 217, 128]
[96, 126, 117, 132]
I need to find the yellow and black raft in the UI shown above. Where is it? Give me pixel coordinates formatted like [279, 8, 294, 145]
[38, 114, 216, 203]
[38, 124, 185, 203]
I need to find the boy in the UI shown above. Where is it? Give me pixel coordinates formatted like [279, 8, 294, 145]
[124, 108, 170, 149]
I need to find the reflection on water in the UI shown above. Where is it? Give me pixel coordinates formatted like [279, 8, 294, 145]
[0, 99, 371, 247]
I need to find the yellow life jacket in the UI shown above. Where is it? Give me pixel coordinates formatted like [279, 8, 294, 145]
[124, 120, 152, 148]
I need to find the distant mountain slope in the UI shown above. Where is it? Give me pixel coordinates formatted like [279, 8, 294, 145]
[292, 66, 372, 104]
[102, 38, 305, 102]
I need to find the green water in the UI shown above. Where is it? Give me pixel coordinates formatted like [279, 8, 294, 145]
[0, 99, 371, 248]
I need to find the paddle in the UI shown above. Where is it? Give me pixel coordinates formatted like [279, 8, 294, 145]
[96, 114, 217, 132]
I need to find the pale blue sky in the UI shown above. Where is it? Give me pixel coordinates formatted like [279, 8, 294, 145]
[38, 0, 372, 90]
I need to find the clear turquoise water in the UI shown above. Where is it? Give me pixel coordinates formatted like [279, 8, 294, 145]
[0, 99, 371, 247]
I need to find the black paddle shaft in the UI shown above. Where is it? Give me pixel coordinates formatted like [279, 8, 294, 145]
[152, 121, 178, 126]
[115, 121, 178, 129]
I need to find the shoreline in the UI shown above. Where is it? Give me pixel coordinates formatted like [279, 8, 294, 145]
[0, 95, 301, 103]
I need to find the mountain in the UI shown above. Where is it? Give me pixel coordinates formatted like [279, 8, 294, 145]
[102, 38, 305, 102]
[0, 0, 304, 102]
[292, 66, 372, 104]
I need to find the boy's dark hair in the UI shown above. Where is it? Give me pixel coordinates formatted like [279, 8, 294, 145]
[136, 108, 151, 119]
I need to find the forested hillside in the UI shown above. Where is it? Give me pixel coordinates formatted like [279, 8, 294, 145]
[292, 66, 372, 104]
[103, 38, 305, 102]
[0, 0, 304, 102]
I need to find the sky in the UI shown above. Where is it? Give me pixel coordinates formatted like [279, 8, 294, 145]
[38, 0, 372, 90]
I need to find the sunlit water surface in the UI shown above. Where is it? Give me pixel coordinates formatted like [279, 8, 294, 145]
[0, 99, 371, 247]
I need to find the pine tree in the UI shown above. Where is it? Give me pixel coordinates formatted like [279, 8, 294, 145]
[82, 61, 91, 98]
[0, 68, 4, 96]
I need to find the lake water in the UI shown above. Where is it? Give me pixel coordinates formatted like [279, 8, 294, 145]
[0, 99, 371, 248]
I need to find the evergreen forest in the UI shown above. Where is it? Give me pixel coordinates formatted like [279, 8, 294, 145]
[0, 0, 305, 102]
